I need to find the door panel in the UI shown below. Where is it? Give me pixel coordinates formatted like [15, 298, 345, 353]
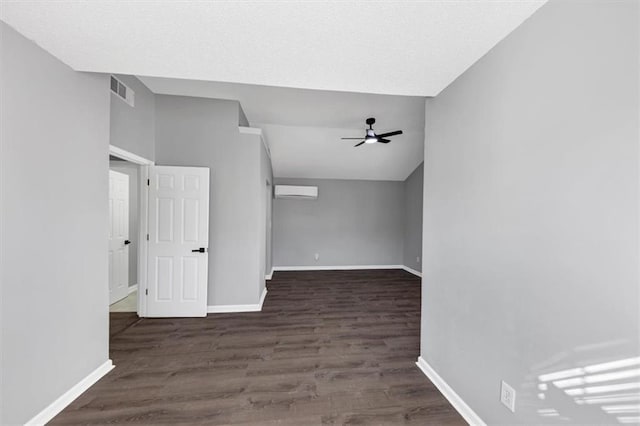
[147, 166, 209, 317]
[108, 170, 130, 304]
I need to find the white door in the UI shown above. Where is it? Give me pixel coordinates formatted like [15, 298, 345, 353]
[109, 170, 130, 304]
[146, 166, 210, 317]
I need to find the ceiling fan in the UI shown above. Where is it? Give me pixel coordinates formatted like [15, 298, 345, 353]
[341, 117, 403, 147]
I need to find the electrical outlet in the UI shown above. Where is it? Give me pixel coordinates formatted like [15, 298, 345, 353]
[416, 256, 420, 263]
[314, 253, 319, 261]
[500, 381, 516, 412]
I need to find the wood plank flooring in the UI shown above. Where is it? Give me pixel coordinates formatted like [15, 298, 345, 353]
[53, 269, 464, 425]
[109, 311, 140, 339]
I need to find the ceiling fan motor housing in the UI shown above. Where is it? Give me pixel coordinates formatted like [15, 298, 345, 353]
[340, 117, 402, 146]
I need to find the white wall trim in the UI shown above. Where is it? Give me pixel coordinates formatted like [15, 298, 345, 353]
[137, 165, 150, 317]
[272, 265, 405, 271]
[271, 265, 422, 279]
[416, 357, 486, 426]
[207, 288, 268, 313]
[402, 265, 422, 277]
[25, 360, 114, 426]
[238, 126, 262, 136]
[239, 126, 271, 159]
[107, 145, 152, 317]
[128, 284, 138, 294]
[108, 144, 154, 165]
[265, 268, 273, 280]
[258, 287, 267, 308]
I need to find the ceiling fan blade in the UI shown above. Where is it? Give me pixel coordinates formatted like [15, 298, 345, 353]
[341, 137, 364, 140]
[377, 138, 391, 143]
[375, 130, 403, 139]
[354, 141, 365, 147]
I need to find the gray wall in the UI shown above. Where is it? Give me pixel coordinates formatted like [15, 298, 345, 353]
[0, 22, 110, 424]
[421, 1, 639, 424]
[246, 132, 273, 299]
[273, 178, 404, 267]
[259, 138, 274, 290]
[110, 74, 155, 161]
[403, 163, 423, 272]
[109, 74, 153, 289]
[109, 160, 139, 287]
[155, 96, 266, 306]
[263, 146, 274, 278]
[239, 104, 249, 127]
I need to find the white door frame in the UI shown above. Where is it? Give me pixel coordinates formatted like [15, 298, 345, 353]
[109, 145, 153, 317]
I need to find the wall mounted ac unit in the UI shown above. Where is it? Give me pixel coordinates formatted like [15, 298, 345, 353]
[274, 185, 318, 200]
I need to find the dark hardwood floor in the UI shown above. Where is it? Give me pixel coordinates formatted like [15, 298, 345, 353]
[53, 269, 464, 425]
[109, 311, 140, 339]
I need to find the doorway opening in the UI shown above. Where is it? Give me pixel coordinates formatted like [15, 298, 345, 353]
[108, 145, 152, 316]
[108, 163, 137, 311]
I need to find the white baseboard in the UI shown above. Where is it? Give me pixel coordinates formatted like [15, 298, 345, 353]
[128, 283, 138, 294]
[265, 269, 273, 280]
[416, 356, 485, 426]
[207, 288, 268, 313]
[271, 264, 422, 278]
[26, 359, 114, 426]
[258, 287, 267, 308]
[402, 266, 422, 277]
[272, 264, 405, 271]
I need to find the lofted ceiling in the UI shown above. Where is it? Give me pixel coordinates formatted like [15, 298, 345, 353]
[257, 123, 425, 181]
[140, 77, 426, 130]
[1, 0, 547, 181]
[140, 77, 425, 180]
[1, 1, 546, 97]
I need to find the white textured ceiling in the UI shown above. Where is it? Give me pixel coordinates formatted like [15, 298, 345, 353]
[1, 1, 546, 97]
[140, 77, 425, 180]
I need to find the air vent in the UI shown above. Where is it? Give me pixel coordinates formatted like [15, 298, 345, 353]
[110, 75, 135, 107]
